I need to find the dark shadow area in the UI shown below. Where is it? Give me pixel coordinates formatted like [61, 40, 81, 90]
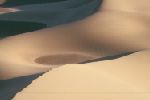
[1, 0, 67, 7]
[80, 52, 136, 64]
[0, 0, 102, 29]
[0, 52, 137, 100]
[35, 54, 92, 65]
[0, 73, 44, 100]
[0, 20, 46, 39]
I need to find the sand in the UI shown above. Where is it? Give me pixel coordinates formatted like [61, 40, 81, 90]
[0, 0, 101, 26]
[0, 0, 150, 80]
[0, 0, 150, 99]
[13, 50, 150, 100]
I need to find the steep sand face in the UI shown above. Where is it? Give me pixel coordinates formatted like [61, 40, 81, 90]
[0, 0, 150, 80]
[13, 50, 150, 100]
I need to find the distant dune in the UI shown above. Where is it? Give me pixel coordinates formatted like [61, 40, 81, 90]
[0, 0, 102, 38]
[0, 0, 102, 26]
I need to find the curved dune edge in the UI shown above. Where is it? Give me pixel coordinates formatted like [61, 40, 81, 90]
[0, 0, 150, 80]
[0, 0, 149, 99]
[13, 50, 150, 100]
[0, 0, 102, 27]
[0, 73, 45, 100]
[0, 52, 96, 80]
[0, 0, 150, 79]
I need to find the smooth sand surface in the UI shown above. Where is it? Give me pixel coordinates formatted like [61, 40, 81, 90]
[0, 0, 102, 80]
[0, 0, 150, 80]
[13, 50, 150, 100]
[0, 0, 150, 99]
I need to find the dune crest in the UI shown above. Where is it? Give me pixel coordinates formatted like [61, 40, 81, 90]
[0, 0, 150, 80]
[0, 0, 150, 99]
[14, 50, 150, 100]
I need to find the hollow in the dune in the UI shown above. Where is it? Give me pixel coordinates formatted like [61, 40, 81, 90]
[35, 54, 94, 65]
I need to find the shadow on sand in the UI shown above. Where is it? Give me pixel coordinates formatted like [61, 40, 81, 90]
[80, 52, 136, 64]
[0, 20, 46, 39]
[0, 73, 44, 100]
[1, 0, 66, 7]
[0, 52, 137, 100]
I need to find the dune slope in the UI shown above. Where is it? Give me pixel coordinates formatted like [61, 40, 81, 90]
[14, 50, 150, 100]
[0, 0, 150, 80]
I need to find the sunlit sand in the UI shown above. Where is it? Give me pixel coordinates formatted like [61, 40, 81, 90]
[0, 0, 150, 99]
[14, 50, 150, 100]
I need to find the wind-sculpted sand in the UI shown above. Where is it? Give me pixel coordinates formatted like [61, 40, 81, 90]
[14, 50, 150, 100]
[0, 0, 150, 100]
[0, 0, 150, 79]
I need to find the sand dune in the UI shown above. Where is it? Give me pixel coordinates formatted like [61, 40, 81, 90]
[0, 0, 150, 80]
[0, 73, 43, 100]
[0, 0, 101, 38]
[0, 0, 101, 26]
[13, 50, 150, 100]
[0, 0, 150, 99]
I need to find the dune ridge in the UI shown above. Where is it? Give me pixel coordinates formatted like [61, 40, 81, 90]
[0, 0, 150, 99]
[0, 0, 102, 27]
[14, 50, 150, 100]
[0, 73, 43, 100]
[0, 0, 150, 80]
[0, 0, 102, 38]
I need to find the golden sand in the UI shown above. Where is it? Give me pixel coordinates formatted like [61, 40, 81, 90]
[13, 50, 150, 100]
[0, 0, 150, 79]
[0, 0, 150, 99]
